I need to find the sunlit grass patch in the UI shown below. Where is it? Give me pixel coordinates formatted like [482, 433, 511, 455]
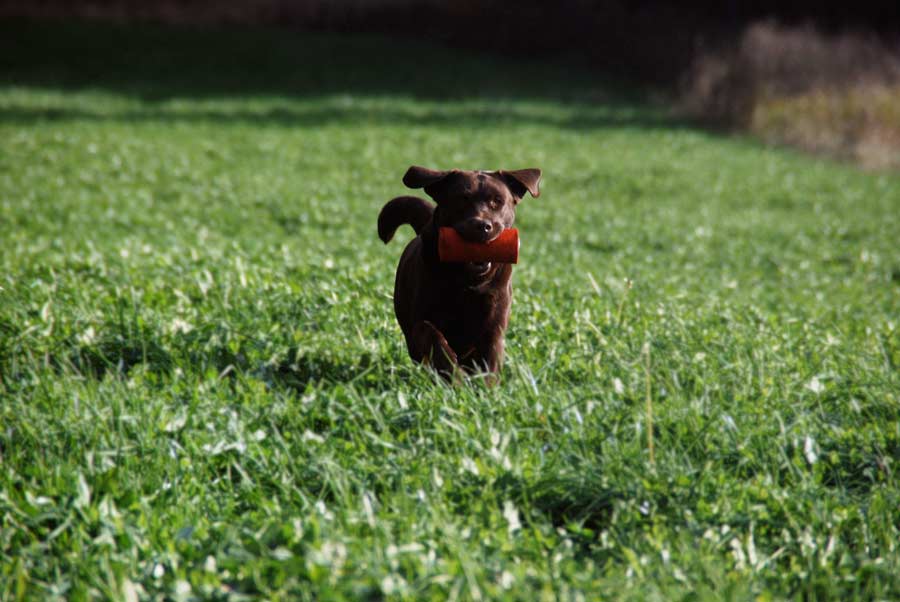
[1, 20, 900, 602]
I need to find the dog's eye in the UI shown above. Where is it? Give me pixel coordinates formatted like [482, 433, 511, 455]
[489, 197, 502, 208]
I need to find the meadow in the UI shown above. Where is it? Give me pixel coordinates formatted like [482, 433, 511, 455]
[1, 21, 899, 601]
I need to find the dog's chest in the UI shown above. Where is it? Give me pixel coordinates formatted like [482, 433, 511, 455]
[428, 277, 510, 343]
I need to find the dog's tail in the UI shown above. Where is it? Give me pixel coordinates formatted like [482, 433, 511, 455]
[377, 196, 434, 243]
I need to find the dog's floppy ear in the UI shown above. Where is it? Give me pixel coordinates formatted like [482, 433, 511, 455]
[501, 168, 542, 199]
[403, 166, 450, 189]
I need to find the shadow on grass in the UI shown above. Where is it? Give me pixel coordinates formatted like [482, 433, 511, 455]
[259, 348, 388, 392]
[171, 330, 394, 393]
[70, 336, 174, 378]
[0, 19, 685, 131]
[450, 470, 627, 559]
[0, 320, 389, 395]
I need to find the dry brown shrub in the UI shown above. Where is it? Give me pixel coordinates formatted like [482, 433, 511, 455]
[683, 21, 900, 168]
[752, 84, 900, 169]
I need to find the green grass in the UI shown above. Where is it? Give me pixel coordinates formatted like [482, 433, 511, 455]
[2, 20, 899, 601]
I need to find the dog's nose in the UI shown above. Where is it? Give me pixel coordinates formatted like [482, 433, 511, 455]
[458, 218, 498, 243]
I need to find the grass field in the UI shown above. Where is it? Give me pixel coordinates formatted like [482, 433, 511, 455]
[2, 21, 899, 601]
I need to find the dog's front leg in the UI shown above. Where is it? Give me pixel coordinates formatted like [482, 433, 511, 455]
[463, 328, 506, 385]
[484, 333, 505, 374]
[409, 320, 459, 377]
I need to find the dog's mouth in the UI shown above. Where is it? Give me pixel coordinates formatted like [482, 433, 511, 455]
[464, 261, 492, 275]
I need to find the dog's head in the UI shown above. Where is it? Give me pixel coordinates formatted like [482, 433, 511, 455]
[403, 166, 541, 244]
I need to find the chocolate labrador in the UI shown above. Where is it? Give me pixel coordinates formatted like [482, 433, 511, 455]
[378, 166, 541, 380]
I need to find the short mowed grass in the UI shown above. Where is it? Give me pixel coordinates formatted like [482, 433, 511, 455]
[2, 21, 899, 601]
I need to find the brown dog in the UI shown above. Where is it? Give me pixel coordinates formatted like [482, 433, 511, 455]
[378, 166, 541, 379]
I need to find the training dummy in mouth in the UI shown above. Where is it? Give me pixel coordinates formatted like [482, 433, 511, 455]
[437, 227, 519, 264]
